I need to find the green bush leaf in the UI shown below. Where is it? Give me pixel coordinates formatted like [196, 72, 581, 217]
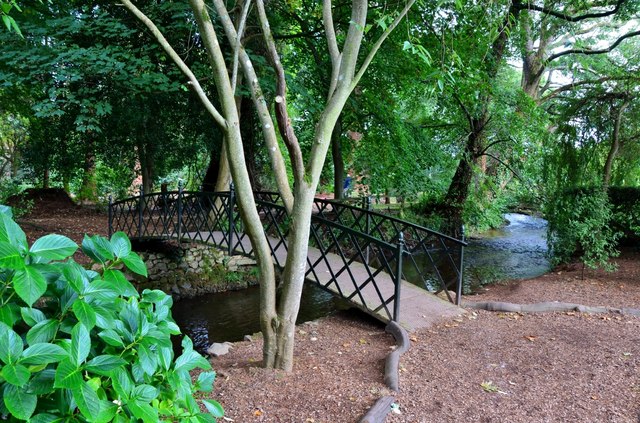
[95, 401, 118, 423]
[62, 260, 88, 294]
[92, 236, 115, 261]
[3, 384, 37, 420]
[121, 252, 147, 277]
[110, 232, 131, 258]
[53, 358, 82, 389]
[127, 400, 158, 423]
[111, 367, 133, 400]
[137, 343, 158, 376]
[82, 235, 107, 264]
[202, 399, 225, 418]
[27, 369, 55, 395]
[29, 413, 65, 423]
[27, 319, 59, 344]
[14, 265, 47, 307]
[71, 323, 91, 366]
[131, 384, 157, 403]
[85, 355, 127, 375]
[29, 234, 78, 261]
[0, 303, 20, 327]
[0, 213, 28, 252]
[2, 363, 30, 387]
[98, 329, 125, 348]
[20, 307, 46, 327]
[72, 300, 97, 330]
[20, 343, 68, 365]
[196, 372, 216, 393]
[0, 241, 24, 269]
[84, 279, 119, 302]
[0, 322, 23, 364]
[72, 381, 101, 421]
[103, 269, 138, 297]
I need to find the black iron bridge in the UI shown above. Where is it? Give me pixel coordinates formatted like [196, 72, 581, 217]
[108, 185, 467, 330]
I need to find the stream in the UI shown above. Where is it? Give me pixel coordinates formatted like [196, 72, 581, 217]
[172, 213, 550, 350]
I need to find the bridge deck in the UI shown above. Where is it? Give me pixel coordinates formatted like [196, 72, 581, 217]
[184, 231, 463, 332]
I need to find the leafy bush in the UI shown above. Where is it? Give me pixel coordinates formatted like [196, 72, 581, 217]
[545, 188, 621, 269]
[0, 206, 223, 422]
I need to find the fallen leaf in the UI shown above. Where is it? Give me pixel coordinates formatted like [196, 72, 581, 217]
[524, 335, 537, 342]
[481, 381, 499, 393]
[253, 409, 263, 417]
[591, 396, 598, 400]
[409, 336, 418, 342]
[359, 338, 367, 344]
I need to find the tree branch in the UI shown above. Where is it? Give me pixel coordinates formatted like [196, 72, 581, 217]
[231, 0, 253, 95]
[119, 0, 226, 129]
[546, 30, 640, 63]
[255, 0, 305, 184]
[540, 75, 640, 103]
[210, 0, 294, 212]
[519, 0, 626, 22]
[323, 0, 342, 98]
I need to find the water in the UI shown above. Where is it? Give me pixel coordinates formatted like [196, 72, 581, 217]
[171, 283, 350, 352]
[464, 212, 550, 282]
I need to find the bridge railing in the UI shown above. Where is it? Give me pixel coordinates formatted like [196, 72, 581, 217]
[109, 186, 466, 322]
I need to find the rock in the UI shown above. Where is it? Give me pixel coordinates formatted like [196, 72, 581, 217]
[207, 342, 233, 357]
[243, 335, 253, 342]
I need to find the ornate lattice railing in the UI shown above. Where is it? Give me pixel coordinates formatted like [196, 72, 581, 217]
[109, 186, 466, 322]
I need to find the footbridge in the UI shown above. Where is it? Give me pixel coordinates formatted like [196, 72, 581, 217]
[108, 186, 467, 331]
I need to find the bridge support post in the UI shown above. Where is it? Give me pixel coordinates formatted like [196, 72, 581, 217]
[177, 181, 183, 245]
[228, 182, 235, 255]
[456, 225, 465, 306]
[364, 196, 372, 265]
[108, 195, 113, 238]
[137, 185, 144, 238]
[394, 232, 405, 321]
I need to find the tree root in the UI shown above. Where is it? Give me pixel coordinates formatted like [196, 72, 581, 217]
[358, 396, 395, 423]
[466, 301, 640, 316]
[384, 320, 410, 392]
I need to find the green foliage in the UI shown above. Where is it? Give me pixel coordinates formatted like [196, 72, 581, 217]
[0, 209, 223, 421]
[546, 188, 621, 269]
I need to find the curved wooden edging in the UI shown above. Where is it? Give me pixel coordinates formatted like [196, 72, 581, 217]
[357, 321, 410, 423]
[384, 320, 410, 392]
[359, 396, 395, 423]
[467, 301, 640, 316]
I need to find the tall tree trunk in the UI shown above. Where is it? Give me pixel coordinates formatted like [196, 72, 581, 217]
[603, 99, 630, 188]
[331, 116, 345, 199]
[240, 95, 259, 190]
[78, 141, 98, 203]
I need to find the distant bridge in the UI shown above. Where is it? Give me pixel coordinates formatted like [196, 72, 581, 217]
[108, 186, 466, 330]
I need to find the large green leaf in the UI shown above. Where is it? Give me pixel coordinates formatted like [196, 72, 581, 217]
[53, 358, 82, 389]
[110, 367, 133, 400]
[27, 369, 55, 395]
[71, 323, 90, 366]
[13, 266, 47, 307]
[102, 269, 138, 297]
[26, 319, 59, 344]
[137, 343, 158, 376]
[72, 381, 101, 421]
[0, 241, 24, 269]
[0, 322, 23, 364]
[85, 355, 126, 375]
[127, 400, 158, 423]
[72, 300, 97, 330]
[29, 234, 78, 262]
[0, 214, 27, 252]
[121, 252, 147, 277]
[0, 303, 20, 327]
[131, 384, 157, 403]
[20, 343, 68, 365]
[3, 384, 37, 420]
[202, 399, 225, 418]
[29, 413, 65, 423]
[110, 232, 131, 258]
[2, 363, 30, 387]
[98, 329, 125, 348]
[62, 260, 87, 294]
[20, 307, 46, 327]
[84, 279, 119, 302]
[94, 401, 118, 423]
[196, 371, 216, 393]
[91, 236, 115, 261]
[82, 235, 107, 264]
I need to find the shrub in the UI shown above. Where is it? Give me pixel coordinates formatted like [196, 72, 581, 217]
[0, 206, 223, 422]
[545, 188, 621, 269]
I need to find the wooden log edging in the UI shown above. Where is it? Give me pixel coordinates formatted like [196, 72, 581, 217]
[359, 396, 395, 423]
[357, 321, 410, 423]
[466, 301, 640, 316]
[384, 320, 410, 392]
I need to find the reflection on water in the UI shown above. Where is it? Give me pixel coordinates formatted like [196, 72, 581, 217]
[172, 283, 350, 351]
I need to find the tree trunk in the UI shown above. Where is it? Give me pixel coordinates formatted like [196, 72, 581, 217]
[78, 147, 98, 203]
[331, 117, 345, 200]
[240, 95, 259, 190]
[603, 99, 630, 188]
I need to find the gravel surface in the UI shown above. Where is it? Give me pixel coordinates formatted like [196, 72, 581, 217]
[18, 203, 640, 422]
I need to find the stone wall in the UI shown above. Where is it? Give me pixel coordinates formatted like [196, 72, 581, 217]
[128, 241, 257, 300]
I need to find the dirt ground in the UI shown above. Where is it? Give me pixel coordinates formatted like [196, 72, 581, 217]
[16, 198, 640, 422]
